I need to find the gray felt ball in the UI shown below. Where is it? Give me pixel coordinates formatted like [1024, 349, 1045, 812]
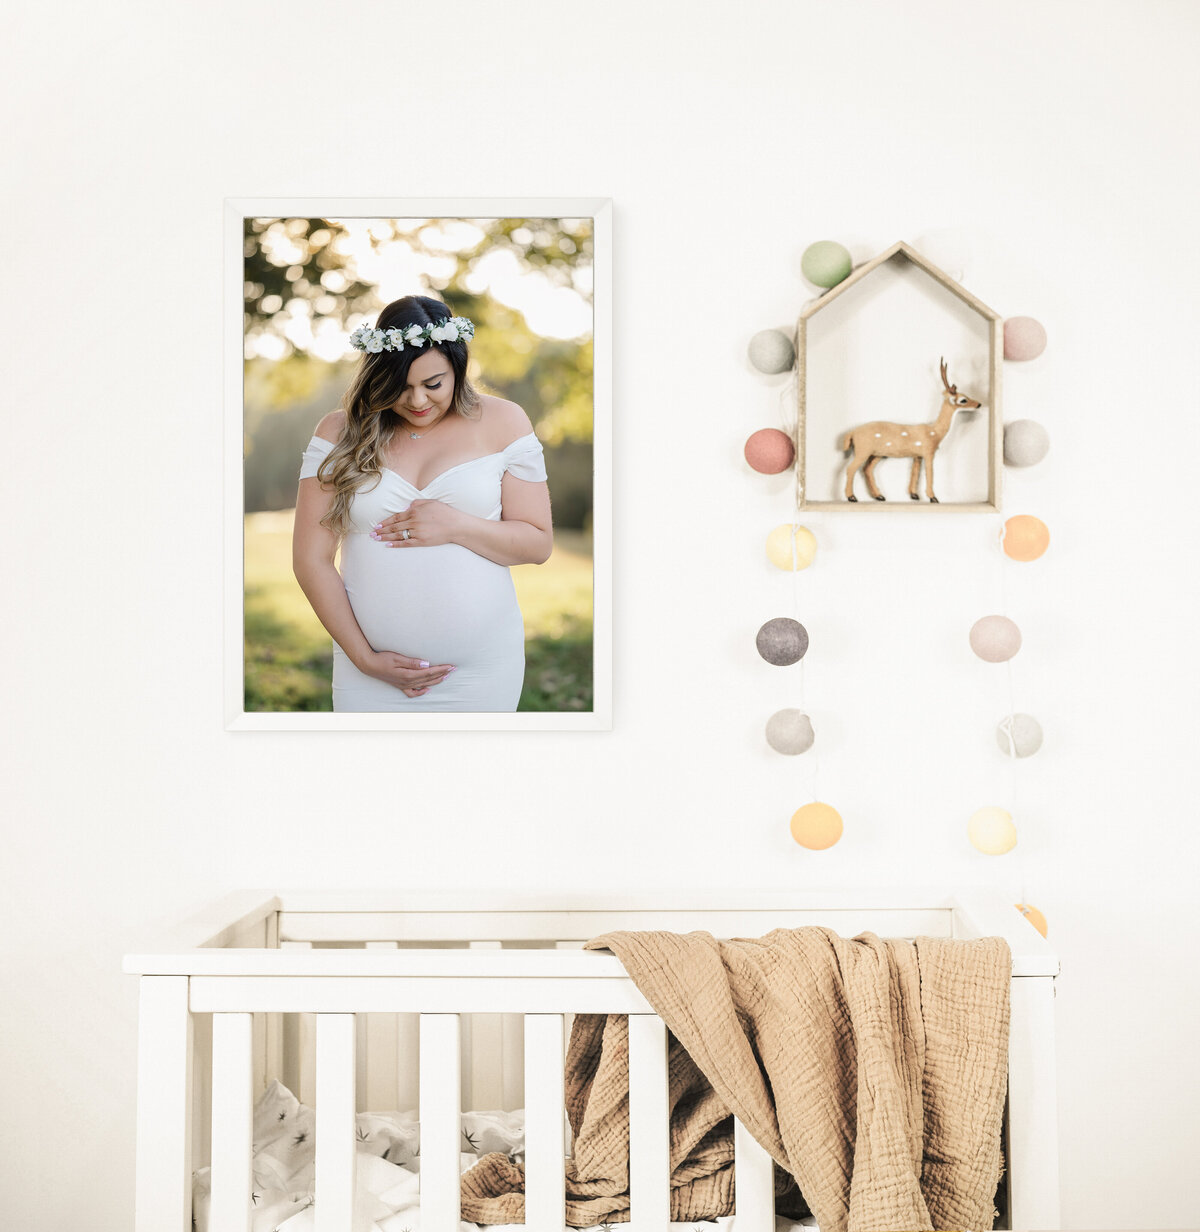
[996, 713, 1043, 758]
[1004, 419, 1050, 467]
[969, 615, 1021, 662]
[766, 709, 815, 754]
[748, 329, 795, 374]
[756, 617, 809, 666]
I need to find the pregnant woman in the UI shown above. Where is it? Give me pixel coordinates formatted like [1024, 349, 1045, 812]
[292, 296, 553, 711]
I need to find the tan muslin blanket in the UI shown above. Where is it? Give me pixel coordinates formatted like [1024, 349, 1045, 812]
[460, 928, 1011, 1232]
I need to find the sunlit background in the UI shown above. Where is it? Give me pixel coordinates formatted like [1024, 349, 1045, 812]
[243, 216, 594, 712]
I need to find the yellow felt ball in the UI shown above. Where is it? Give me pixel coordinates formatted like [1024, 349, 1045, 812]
[1015, 902, 1049, 938]
[766, 524, 817, 570]
[1003, 515, 1050, 562]
[968, 807, 1017, 855]
[790, 802, 843, 850]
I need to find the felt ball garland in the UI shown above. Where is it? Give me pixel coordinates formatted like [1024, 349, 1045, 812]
[741, 236, 1055, 893]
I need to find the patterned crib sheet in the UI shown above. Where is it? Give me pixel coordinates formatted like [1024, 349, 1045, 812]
[191, 1079, 817, 1232]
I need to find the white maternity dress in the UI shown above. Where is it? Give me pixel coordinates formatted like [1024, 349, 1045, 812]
[299, 431, 548, 712]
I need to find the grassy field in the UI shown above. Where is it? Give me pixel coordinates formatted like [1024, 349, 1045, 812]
[244, 511, 593, 712]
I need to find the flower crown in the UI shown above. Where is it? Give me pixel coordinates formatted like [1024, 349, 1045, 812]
[349, 315, 475, 354]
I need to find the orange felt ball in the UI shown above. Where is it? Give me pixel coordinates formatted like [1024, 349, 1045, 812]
[1003, 515, 1050, 562]
[1015, 902, 1049, 938]
[790, 802, 843, 850]
[744, 428, 795, 474]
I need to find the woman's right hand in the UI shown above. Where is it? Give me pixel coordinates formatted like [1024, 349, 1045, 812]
[357, 650, 457, 697]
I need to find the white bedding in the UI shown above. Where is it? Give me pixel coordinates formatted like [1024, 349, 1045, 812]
[192, 1080, 814, 1232]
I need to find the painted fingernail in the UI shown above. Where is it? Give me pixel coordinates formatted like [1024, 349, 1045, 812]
[419, 661, 430, 668]
[448, 666, 458, 672]
[372, 523, 382, 530]
[369, 531, 379, 539]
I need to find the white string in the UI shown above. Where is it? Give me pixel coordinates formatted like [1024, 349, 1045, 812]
[788, 516, 821, 803]
[996, 516, 1029, 909]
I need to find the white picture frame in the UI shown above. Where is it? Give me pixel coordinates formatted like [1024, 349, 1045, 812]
[223, 197, 612, 731]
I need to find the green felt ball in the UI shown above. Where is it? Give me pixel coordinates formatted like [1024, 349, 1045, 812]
[801, 241, 853, 289]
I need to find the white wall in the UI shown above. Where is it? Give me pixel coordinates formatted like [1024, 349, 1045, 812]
[3, 2, 1198, 1227]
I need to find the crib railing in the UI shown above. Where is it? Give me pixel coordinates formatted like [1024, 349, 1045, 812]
[140, 959, 780, 1232]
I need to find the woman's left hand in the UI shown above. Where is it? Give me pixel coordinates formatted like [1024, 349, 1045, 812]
[371, 499, 465, 548]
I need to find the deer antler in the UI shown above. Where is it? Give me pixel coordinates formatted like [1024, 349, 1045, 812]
[939, 356, 957, 395]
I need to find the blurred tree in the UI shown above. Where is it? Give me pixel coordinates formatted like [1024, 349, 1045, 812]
[243, 216, 595, 525]
[243, 217, 593, 445]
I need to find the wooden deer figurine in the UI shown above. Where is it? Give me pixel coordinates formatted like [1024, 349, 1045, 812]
[839, 358, 983, 503]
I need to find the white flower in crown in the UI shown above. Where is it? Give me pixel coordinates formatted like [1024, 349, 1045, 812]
[403, 324, 426, 346]
[384, 328, 406, 350]
[449, 316, 474, 340]
[366, 329, 386, 353]
[349, 325, 372, 349]
[429, 319, 459, 343]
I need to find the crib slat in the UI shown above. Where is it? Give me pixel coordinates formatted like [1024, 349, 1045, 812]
[734, 1116, 775, 1230]
[314, 1014, 357, 1232]
[627, 1014, 670, 1231]
[281, 941, 316, 1105]
[397, 1012, 420, 1110]
[420, 1013, 462, 1231]
[363, 942, 400, 1110]
[524, 1014, 566, 1230]
[210, 1013, 254, 1232]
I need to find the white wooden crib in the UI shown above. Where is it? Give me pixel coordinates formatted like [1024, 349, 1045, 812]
[124, 890, 1061, 1231]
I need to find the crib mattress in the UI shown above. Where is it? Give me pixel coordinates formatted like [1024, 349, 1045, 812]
[191, 1081, 817, 1232]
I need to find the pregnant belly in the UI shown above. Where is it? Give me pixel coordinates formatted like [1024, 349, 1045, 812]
[339, 536, 523, 665]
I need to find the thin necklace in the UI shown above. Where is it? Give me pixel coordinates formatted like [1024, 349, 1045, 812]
[405, 410, 445, 440]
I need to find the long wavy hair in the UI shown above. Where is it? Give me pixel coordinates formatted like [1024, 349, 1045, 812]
[317, 295, 483, 536]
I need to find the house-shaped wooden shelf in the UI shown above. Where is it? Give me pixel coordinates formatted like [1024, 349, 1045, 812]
[795, 241, 1003, 512]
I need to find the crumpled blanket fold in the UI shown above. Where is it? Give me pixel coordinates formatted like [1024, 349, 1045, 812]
[459, 927, 1010, 1232]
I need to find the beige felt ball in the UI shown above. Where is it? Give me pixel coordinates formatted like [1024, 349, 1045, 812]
[970, 615, 1021, 662]
[756, 617, 809, 665]
[1003, 316, 1047, 361]
[996, 713, 1043, 758]
[748, 329, 795, 374]
[766, 524, 817, 570]
[1015, 903, 1049, 938]
[766, 709, 815, 754]
[790, 802, 843, 850]
[1003, 419, 1050, 467]
[744, 428, 796, 474]
[968, 806, 1017, 855]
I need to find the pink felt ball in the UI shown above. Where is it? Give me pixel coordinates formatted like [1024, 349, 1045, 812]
[744, 429, 795, 474]
[1003, 317, 1047, 361]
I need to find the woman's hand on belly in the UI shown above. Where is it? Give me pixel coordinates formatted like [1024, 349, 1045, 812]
[358, 649, 457, 698]
[372, 499, 465, 548]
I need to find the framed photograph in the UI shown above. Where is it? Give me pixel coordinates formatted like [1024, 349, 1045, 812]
[796, 242, 1002, 512]
[224, 197, 611, 730]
